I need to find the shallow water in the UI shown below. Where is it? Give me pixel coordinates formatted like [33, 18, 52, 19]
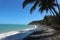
[0, 24, 34, 34]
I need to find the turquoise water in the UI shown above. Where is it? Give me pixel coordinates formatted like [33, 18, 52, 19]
[0, 24, 34, 34]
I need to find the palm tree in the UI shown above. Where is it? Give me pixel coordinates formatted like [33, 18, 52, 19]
[23, 0, 58, 15]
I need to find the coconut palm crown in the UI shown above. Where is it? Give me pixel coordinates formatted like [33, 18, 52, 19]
[23, 0, 58, 15]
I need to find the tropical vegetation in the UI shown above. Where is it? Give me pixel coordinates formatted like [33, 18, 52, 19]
[23, 0, 60, 31]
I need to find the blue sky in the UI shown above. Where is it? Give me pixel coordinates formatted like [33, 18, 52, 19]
[0, 0, 60, 24]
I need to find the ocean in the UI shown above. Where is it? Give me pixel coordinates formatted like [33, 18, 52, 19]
[0, 24, 34, 34]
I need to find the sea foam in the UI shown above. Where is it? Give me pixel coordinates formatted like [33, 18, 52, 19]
[0, 27, 35, 40]
[0, 31, 20, 40]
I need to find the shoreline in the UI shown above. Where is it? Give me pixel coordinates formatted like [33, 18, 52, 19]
[0, 31, 20, 40]
[0, 25, 57, 40]
[0, 26, 36, 40]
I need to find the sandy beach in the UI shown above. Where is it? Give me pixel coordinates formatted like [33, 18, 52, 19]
[23, 25, 60, 40]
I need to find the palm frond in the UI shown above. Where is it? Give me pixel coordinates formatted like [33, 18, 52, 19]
[23, 0, 35, 8]
[30, 0, 39, 13]
[23, 0, 58, 15]
[39, 6, 45, 13]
